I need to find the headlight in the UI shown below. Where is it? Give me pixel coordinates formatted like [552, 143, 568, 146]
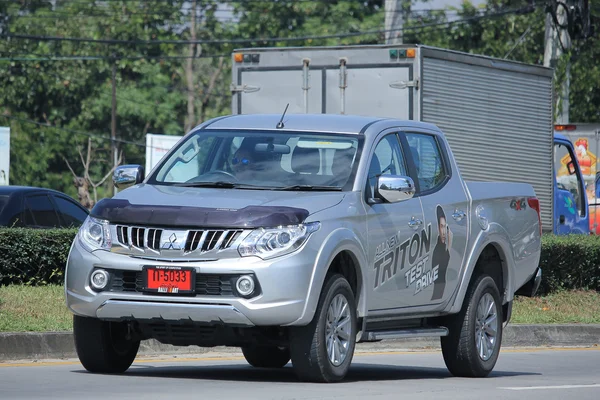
[78, 216, 111, 251]
[238, 222, 320, 259]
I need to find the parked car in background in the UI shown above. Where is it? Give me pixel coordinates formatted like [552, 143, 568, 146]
[0, 186, 89, 228]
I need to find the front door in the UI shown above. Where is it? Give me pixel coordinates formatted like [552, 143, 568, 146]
[401, 132, 469, 307]
[365, 132, 425, 312]
[554, 142, 588, 234]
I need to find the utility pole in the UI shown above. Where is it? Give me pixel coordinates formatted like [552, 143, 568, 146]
[111, 55, 118, 195]
[385, 0, 410, 44]
[185, 0, 197, 133]
[544, 3, 571, 124]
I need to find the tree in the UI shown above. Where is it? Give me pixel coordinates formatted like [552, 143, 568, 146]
[63, 138, 123, 209]
[0, 0, 230, 200]
[403, 0, 599, 123]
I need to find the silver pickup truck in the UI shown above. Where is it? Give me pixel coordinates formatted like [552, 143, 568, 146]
[65, 113, 542, 382]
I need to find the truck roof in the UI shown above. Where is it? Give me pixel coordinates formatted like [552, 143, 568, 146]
[200, 113, 440, 136]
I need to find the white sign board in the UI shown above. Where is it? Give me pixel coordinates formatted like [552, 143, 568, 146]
[0, 127, 9, 186]
[145, 133, 183, 175]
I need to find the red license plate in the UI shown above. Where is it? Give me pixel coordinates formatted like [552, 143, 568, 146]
[143, 266, 195, 294]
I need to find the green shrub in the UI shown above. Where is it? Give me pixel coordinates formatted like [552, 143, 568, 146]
[538, 234, 600, 295]
[0, 228, 77, 286]
[0, 228, 599, 294]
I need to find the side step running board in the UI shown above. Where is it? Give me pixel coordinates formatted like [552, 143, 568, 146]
[364, 327, 449, 341]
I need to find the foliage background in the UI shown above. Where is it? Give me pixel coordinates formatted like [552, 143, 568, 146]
[0, 0, 598, 202]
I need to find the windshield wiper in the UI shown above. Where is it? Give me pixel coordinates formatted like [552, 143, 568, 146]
[276, 185, 342, 191]
[173, 181, 275, 190]
[175, 181, 237, 188]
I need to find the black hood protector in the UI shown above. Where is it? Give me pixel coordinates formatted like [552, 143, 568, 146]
[90, 198, 310, 229]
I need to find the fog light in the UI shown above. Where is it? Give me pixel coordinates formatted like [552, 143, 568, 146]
[236, 275, 255, 296]
[90, 269, 109, 290]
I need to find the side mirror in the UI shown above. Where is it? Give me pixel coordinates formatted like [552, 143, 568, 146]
[113, 165, 145, 190]
[376, 175, 416, 203]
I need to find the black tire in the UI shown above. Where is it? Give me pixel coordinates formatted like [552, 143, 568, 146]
[241, 346, 290, 368]
[441, 274, 503, 377]
[73, 315, 140, 374]
[289, 274, 357, 383]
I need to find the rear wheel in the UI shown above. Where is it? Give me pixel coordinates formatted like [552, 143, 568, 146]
[441, 274, 503, 377]
[289, 274, 357, 383]
[241, 346, 290, 368]
[73, 315, 140, 374]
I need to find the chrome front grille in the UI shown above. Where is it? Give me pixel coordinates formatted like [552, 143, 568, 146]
[112, 224, 246, 256]
[184, 230, 243, 253]
[116, 226, 163, 252]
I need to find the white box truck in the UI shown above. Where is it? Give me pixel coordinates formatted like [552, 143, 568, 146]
[230, 44, 555, 231]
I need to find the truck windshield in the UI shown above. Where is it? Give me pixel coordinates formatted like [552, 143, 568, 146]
[148, 130, 360, 190]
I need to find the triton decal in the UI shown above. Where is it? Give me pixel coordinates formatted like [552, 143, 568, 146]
[373, 223, 432, 289]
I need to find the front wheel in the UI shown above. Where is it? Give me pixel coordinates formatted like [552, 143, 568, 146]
[241, 346, 290, 368]
[441, 274, 503, 377]
[73, 315, 140, 374]
[289, 274, 357, 383]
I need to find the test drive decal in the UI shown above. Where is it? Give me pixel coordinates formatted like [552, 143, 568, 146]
[373, 205, 451, 300]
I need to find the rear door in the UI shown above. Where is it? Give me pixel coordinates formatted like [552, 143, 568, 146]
[399, 130, 470, 307]
[235, 68, 323, 115]
[325, 64, 413, 119]
[233, 51, 414, 119]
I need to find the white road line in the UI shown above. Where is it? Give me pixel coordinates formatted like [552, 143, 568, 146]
[499, 384, 600, 391]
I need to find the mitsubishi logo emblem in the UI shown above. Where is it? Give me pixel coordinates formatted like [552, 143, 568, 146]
[162, 233, 182, 250]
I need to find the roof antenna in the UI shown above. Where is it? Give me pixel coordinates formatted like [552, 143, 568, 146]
[276, 103, 289, 129]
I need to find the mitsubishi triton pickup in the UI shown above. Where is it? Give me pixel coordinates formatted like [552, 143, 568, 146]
[64, 113, 543, 382]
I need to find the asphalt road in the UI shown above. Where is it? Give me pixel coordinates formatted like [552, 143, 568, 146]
[1, 347, 599, 400]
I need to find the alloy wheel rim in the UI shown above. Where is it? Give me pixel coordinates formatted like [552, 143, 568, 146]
[325, 293, 352, 367]
[475, 292, 498, 361]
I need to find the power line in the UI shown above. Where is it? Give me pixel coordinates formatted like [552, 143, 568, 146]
[4, 8, 454, 20]
[0, 53, 230, 62]
[1, 5, 539, 47]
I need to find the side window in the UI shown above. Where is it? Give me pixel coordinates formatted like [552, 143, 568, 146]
[554, 143, 585, 216]
[405, 133, 447, 192]
[25, 194, 60, 228]
[368, 134, 407, 197]
[54, 196, 89, 227]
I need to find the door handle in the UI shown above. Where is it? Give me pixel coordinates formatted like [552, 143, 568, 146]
[452, 209, 467, 221]
[408, 216, 423, 229]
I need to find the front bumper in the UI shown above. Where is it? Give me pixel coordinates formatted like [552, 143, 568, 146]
[96, 300, 254, 326]
[65, 238, 320, 327]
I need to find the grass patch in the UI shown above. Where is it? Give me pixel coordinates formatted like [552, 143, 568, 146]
[0, 285, 72, 332]
[0, 286, 599, 332]
[511, 290, 600, 324]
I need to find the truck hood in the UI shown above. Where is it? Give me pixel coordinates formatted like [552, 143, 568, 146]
[90, 183, 345, 228]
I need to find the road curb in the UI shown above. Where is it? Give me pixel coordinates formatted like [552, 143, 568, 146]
[1, 324, 599, 361]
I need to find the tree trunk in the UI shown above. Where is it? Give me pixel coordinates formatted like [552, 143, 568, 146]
[184, 0, 197, 133]
[73, 176, 94, 210]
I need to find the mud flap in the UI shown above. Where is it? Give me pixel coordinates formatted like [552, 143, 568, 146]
[515, 267, 542, 297]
